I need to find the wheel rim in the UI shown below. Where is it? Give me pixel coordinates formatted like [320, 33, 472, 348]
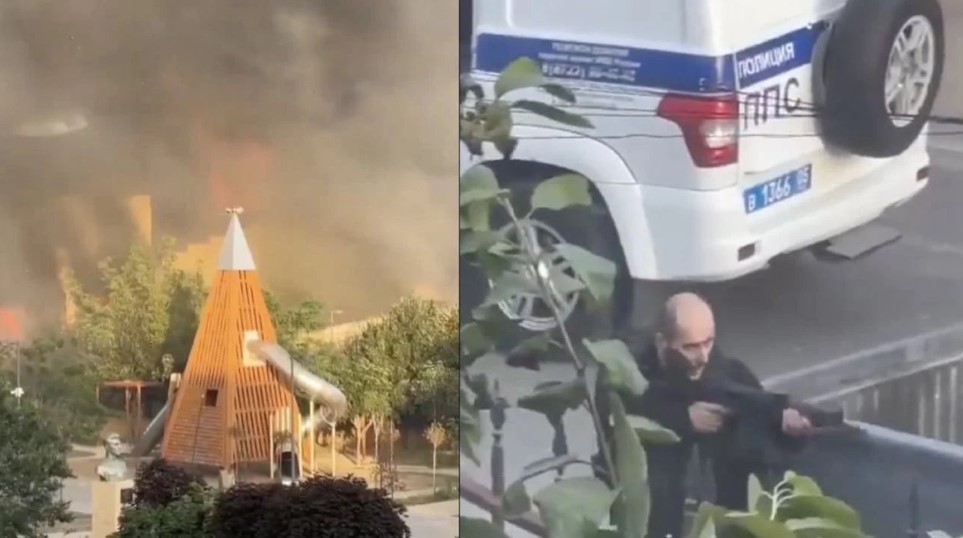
[885, 15, 936, 128]
[491, 218, 582, 332]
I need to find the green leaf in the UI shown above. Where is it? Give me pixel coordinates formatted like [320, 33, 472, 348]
[723, 512, 796, 538]
[513, 99, 595, 129]
[784, 471, 822, 496]
[548, 269, 587, 297]
[532, 477, 618, 538]
[461, 165, 508, 207]
[687, 503, 729, 538]
[459, 517, 511, 538]
[554, 244, 617, 302]
[531, 174, 592, 212]
[461, 187, 510, 207]
[517, 379, 587, 418]
[747, 474, 765, 514]
[778, 495, 860, 529]
[609, 394, 649, 536]
[460, 323, 492, 357]
[494, 57, 545, 99]
[476, 271, 538, 313]
[628, 415, 680, 445]
[461, 231, 502, 254]
[541, 83, 577, 104]
[462, 200, 494, 232]
[583, 339, 647, 396]
[460, 397, 482, 465]
[461, 164, 499, 193]
[502, 481, 532, 519]
[691, 515, 717, 538]
[785, 517, 869, 538]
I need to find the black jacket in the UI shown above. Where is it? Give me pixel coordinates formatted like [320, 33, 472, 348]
[598, 342, 804, 538]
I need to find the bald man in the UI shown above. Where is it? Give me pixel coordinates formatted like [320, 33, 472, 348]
[618, 293, 811, 538]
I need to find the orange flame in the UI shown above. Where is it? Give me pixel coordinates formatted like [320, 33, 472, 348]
[0, 307, 24, 342]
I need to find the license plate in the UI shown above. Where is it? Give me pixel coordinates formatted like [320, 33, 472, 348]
[743, 164, 812, 214]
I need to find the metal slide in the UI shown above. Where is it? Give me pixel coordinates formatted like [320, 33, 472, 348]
[131, 400, 170, 457]
[248, 340, 349, 435]
[130, 341, 348, 458]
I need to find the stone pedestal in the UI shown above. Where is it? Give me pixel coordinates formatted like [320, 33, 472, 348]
[218, 468, 236, 490]
[90, 479, 135, 538]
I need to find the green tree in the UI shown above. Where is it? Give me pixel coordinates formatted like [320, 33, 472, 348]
[335, 298, 458, 460]
[337, 331, 397, 462]
[263, 291, 327, 358]
[1, 336, 106, 444]
[67, 237, 206, 380]
[0, 378, 73, 537]
[365, 297, 459, 418]
[407, 304, 459, 421]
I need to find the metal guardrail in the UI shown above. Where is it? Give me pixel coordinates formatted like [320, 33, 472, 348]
[462, 322, 963, 537]
[787, 421, 963, 537]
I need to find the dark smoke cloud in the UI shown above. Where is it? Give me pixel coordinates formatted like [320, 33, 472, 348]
[0, 0, 458, 333]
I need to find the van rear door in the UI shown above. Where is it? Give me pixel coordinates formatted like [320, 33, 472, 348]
[718, 1, 893, 220]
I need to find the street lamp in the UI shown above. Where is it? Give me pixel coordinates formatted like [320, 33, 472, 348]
[7, 341, 23, 407]
[328, 310, 343, 342]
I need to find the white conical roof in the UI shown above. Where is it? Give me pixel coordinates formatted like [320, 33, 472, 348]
[218, 212, 256, 271]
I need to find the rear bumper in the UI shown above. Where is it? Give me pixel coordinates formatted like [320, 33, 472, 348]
[621, 151, 929, 282]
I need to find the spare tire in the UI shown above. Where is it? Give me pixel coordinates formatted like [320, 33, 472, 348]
[821, 0, 944, 158]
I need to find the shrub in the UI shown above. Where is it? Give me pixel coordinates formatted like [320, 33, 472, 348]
[210, 474, 411, 538]
[132, 458, 206, 507]
[112, 483, 214, 538]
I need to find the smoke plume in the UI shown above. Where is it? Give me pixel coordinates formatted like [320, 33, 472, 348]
[0, 0, 458, 333]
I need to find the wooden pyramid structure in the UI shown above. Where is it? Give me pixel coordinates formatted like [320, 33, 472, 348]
[161, 210, 301, 469]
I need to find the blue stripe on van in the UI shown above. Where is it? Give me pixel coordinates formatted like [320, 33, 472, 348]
[474, 22, 829, 93]
[735, 23, 829, 87]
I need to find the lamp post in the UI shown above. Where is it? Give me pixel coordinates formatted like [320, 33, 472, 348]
[290, 344, 297, 484]
[10, 341, 23, 407]
[328, 310, 343, 342]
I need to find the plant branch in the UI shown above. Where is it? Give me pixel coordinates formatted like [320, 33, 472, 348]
[498, 198, 617, 485]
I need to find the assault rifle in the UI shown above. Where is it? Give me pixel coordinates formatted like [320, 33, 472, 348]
[645, 378, 850, 461]
[683, 380, 845, 429]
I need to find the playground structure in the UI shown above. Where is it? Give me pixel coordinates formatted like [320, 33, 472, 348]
[131, 209, 347, 480]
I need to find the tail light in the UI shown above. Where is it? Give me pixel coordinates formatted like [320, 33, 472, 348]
[656, 93, 739, 168]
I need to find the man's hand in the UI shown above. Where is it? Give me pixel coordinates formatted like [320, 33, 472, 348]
[689, 402, 729, 433]
[782, 408, 813, 436]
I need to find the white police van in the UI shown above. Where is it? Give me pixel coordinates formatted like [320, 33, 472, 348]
[461, 0, 944, 333]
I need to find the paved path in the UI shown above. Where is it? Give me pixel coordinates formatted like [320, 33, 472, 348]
[408, 500, 458, 538]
